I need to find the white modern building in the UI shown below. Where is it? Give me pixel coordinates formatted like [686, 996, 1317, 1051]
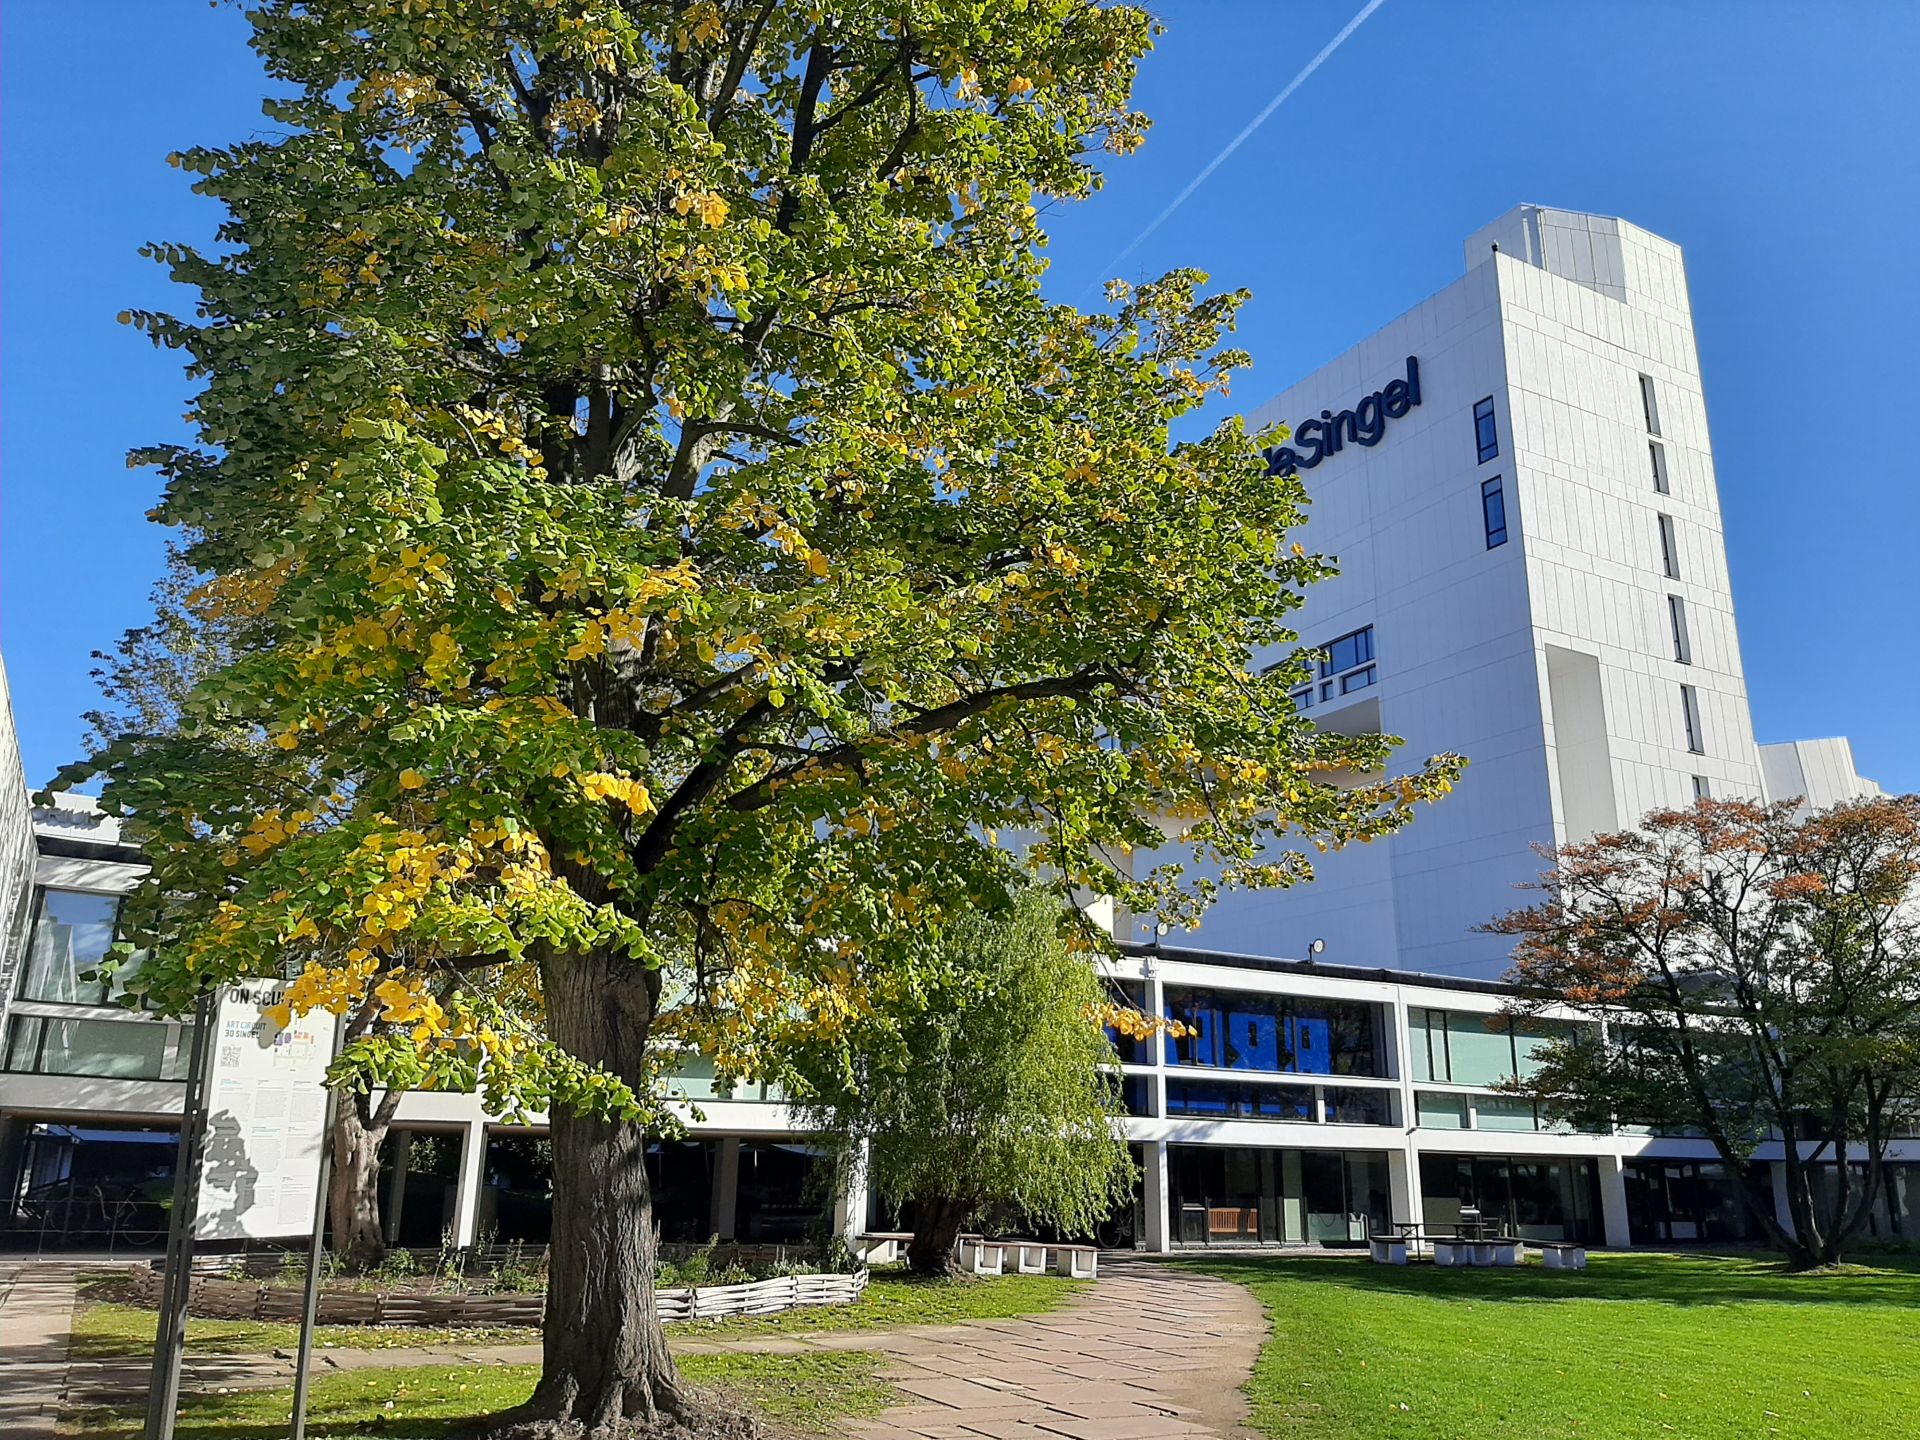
[1139, 204, 1884, 980]
[1, 207, 1906, 1257]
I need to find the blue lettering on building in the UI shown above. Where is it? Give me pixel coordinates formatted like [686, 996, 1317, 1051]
[1264, 356, 1421, 477]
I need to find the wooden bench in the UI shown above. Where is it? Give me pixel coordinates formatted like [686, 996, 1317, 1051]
[1535, 1240, 1587, 1270]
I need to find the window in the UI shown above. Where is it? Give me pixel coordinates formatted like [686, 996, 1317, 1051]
[1477, 1096, 1544, 1133]
[1165, 1078, 1313, 1122]
[1638, 373, 1661, 435]
[1164, 986, 1386, 1077]
[1481, 476, 1508, 548]
[1102, 978, 1151, 1064]
[1692, 774, 1712, 801]
[1679, 683, 1705, 755]
[1320, 627, 1374, 677]
[21, 889, 132, 1005]
[1668, 594, 1692, 664]
[3, 1014, 182, 1081]
[1416, 1092, 1470, 1129]
[1409, 1008, 1575, 1087]
[1657, 513, 1681, 579]
[1649, 440, 1670, 494]
[1323, 1086, 1393, 1127]
[1473, 396, 1499, 463]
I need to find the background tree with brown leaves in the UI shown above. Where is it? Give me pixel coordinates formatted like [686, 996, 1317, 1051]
[1489, 795, 1920, 1269]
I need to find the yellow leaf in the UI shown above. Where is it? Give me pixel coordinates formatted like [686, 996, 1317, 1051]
[399, 769, 427, 790]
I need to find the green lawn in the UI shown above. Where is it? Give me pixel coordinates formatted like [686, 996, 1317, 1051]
[1183, 1250, 1920, 1440]
[62, 1353, 894, 1438]
[68, 1271, 1074, 1361]
[68, 1301, 538, 1359]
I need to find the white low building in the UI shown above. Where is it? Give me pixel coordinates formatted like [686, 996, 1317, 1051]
[0, 209, 1907, 1256]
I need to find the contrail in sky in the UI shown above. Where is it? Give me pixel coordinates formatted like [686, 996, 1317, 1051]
[1089, 0, 1391, 291]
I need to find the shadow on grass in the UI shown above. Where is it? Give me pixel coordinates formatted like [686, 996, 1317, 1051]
[1165, 1247, 1920, 1309]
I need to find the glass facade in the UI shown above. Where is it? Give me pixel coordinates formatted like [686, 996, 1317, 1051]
[3, 1014, 182, 1081]
[1170, 1144, 1391, 1246]
[1624, 1159, 1760, 1243]
[1103, 978, 1151, 1065]
[20, 889, 137, 1005]
[1810, 1162, 1920, 1244]
[1164, 986, 1385, 1077]
[1421, 1153, 1603, 1243]
[1167, 1078, 1313, 1122]
[1408, 1008, 1573, 1086]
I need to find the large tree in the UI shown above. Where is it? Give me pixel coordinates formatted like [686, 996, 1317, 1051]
[76, 3, 1459, 1433]
[1489, 795, 1920, 1269]
[789, 888, 1137, 1275]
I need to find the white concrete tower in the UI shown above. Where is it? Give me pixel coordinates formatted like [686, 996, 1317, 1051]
[1164, 205, 1774, 978]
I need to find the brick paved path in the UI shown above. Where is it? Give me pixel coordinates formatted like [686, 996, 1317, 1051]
[837, 1259, 1267, 1440]
[55, 1257, 1269, 1439]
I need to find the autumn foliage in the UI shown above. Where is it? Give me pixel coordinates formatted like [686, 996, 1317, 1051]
[74, 3, 1459, 1433]
[1489, 795, 1920, 1268]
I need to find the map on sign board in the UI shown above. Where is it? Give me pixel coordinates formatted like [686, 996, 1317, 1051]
[194, 984, 337, 1241]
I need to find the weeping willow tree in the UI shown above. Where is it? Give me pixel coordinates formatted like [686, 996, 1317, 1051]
[790, 889, 1138, 1274]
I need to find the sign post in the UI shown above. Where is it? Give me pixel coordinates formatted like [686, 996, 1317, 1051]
[142, 987, 215, 1440]
[289, 1016, 346, 1440]
[141, 983, 337, 1440]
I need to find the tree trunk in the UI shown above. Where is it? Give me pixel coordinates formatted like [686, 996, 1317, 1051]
[906, 1193, 973, 1277]
[471, 947, 753, 1439]
[328, 1098, 390, 1273]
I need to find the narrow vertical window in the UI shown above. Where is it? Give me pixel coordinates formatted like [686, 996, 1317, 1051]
[1658, 513, 1681, 580]
[1473, 397, 1499, 463]
[1639, 373, 1662, 435]
[1692, 774, 1711, 801]
[1679, 683, 1705, 755]
[1649, 440, 1670, 494]
[1668, 595, 1692, 664]
[1481, 476, 1508, 548]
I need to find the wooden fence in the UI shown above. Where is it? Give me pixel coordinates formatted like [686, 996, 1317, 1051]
[128, 1264, 867, 1328]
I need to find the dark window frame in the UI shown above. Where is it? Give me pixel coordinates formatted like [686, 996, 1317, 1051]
[1473, 396, 1499, 463]
[1680, 683, 1705, 755]
[1657, 513, 1681, 580]
[1481, 476, 1508, 548]
[1639, 373, 1662, 436]
[1318, 626, 1375, 679]
[1668, 594, 1692, 664]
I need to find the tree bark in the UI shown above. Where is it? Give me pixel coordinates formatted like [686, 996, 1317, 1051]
[471, 947, 754, 1438]
[328, 1096, 391, 1273]
[906, 1193, 973, 1277]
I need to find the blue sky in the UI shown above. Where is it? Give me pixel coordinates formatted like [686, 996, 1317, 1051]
[3, 1, 1915, 793]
